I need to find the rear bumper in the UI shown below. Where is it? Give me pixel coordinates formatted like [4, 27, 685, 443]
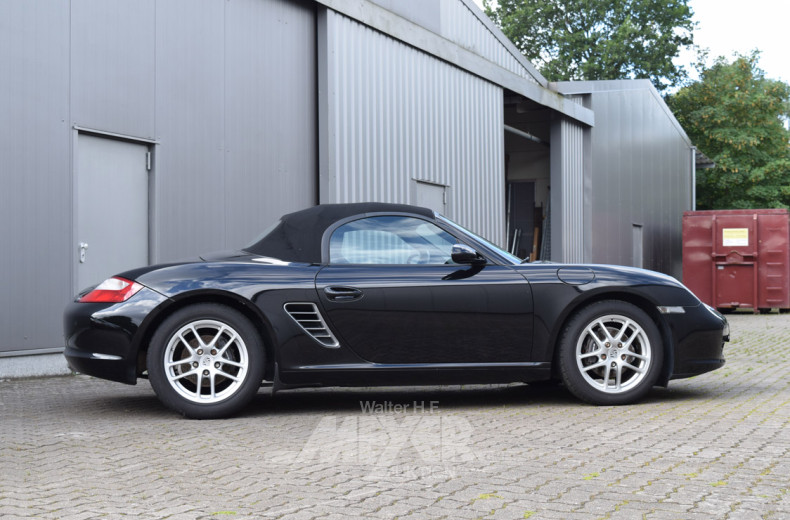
[63, 287, 168, 384]
[64, 346, 137, 385]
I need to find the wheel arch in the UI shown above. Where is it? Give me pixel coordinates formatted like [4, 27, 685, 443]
[133, 290, 276, 381]
[547, 290, 674, 385]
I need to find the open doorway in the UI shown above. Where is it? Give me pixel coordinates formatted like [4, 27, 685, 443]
[504, 91, 551, 261]
[506, 181, 537, 260]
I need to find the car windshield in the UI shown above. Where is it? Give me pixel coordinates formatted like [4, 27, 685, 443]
[437, 215, 521, 265]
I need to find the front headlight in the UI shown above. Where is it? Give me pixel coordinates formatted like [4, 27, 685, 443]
[704, 303, 721, 317]
[704, 304, 730, 340]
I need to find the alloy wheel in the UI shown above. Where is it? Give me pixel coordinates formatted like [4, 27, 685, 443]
[163, 319, 249, 404]
[575, 314, 652, 394]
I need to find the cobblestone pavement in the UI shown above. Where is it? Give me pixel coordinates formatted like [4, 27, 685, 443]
[1, 313, 789, 519]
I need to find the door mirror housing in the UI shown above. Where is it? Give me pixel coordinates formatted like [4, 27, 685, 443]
[451, 244, 486, 265]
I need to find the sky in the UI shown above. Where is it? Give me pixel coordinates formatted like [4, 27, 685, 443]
[472, 0, 790, 84]
[681, 0, 789, 83]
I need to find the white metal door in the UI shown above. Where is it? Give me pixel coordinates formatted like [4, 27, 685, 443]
[415, 181, 446, 215]
[77, 134, 149, 290]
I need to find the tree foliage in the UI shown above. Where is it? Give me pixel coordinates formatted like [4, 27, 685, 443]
[483, 0, 695, 90]
[666, 52, 790, 209]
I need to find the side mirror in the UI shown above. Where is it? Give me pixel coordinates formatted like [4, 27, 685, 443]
[451, 244, 486, 265]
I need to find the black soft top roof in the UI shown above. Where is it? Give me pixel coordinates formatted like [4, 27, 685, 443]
[244, 202, 435, 263]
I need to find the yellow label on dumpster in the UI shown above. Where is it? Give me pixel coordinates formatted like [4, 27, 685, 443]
[723, 228, 749, 247]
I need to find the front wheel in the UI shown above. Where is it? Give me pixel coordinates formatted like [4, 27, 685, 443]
[558, 301, 663, 405]
[147, 304, 265, 419]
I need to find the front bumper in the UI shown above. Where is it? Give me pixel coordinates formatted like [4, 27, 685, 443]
[63, 287, 169, 384]
[666, 304, 728, 379]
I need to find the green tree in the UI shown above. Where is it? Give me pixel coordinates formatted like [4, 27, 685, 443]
[483, 0, 695, 90]
[667, 52, 790, 209]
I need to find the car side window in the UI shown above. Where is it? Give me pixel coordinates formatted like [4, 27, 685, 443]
[329, 216, 457, 265]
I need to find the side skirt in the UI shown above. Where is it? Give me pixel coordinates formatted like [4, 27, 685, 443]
[275, 362, 552, 390]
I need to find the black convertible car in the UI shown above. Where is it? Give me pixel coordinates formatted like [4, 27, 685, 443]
[64, 203, 728, 418]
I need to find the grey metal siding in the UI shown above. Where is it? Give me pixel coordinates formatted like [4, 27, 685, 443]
[320, 11, 505, 245]
[585, 83, 692, 278]
[154, 0, 226, 259]
[0, 2, 72, 353]
[439, 0, 539, 84]
[154, 0, 317, 261]
[71, 0, 157, 139]
[550, 117, 586, 263]
[1, 0, 316, 354]
[223, 0, 318, 250]
[369, 0, 542, 85]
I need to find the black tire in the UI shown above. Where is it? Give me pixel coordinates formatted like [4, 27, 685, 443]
[147, 303, 265, 419]
[558, 300, 663, 406]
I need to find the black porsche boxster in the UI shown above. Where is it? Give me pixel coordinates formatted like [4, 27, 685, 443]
[64, 203, 728, 418]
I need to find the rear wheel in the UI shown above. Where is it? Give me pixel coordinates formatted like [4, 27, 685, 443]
[558, 300, 662, 405]
[147, 304, 264, 419]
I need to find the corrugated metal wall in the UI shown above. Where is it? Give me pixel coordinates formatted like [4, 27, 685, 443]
[550, 117, 587, 264]
[1, 0, 693, 361]
[154, 0, 316, 260]
[369, 0, 541, 85]
[439, 0, 539, 84]
[320, 10, 506, 245]
[0, 0, 316, 353]
[584, 82, 692, 279]
[71, 0, 157, 140]
[0, 1, 72, 353]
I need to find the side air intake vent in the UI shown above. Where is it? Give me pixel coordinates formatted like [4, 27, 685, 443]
[283, 302, 340, 348]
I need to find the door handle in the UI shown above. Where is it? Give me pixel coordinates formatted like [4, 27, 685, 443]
[324, 286, 363, 301]
[79, 242, 89, 263]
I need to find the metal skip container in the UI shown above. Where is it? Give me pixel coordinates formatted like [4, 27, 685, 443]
[682, 209, 790, 313]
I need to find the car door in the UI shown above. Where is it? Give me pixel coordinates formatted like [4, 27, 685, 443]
[314, 215, 533, 364]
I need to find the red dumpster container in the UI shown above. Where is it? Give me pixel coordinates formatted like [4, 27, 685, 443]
[683, 209, 790, 313]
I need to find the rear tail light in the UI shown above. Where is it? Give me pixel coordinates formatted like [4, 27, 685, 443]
[79, 277, 143, 303]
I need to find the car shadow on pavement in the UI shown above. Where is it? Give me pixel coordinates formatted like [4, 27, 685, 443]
[242, 380, 724, 418]
[80, 392, 176, 418]
[58, 378, 722, 420]
[242, 383, 586, 417]
[640, 385, 719, 403]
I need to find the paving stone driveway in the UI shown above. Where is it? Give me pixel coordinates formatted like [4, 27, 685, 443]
[1, 313, 789, 519]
